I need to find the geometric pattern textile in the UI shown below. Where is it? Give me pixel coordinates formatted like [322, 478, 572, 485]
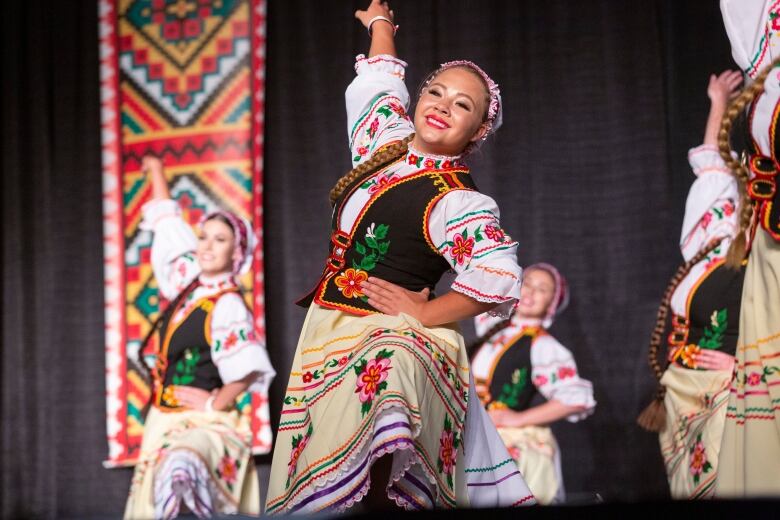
[99, 0, 270, 467]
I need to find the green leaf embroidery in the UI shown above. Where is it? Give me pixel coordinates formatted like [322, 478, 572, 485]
[474, 225, 484, 242]
[351, 222, 391, 274]
[355, 241, 367, 255]
[699, 309, 728, 351]
[497, 367, 528, 408]
[374, 224, 389, 240]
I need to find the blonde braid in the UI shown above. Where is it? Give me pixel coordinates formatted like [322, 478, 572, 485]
[718, 57, 780, 267]
[329, 134, 415, 206]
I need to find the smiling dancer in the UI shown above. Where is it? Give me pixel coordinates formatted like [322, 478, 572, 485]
[265, 0, 534, 513]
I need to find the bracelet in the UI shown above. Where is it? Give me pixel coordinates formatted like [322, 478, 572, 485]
[205, 395, 216, 412]
[367, 15, 398, 36]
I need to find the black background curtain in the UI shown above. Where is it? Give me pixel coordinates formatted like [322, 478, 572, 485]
[2, 0, 736, 517]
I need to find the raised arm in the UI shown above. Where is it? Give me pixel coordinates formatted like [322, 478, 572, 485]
[354, 0, 397, 58]
[679, 72, 741, 261]
[139, 155, 200, 299]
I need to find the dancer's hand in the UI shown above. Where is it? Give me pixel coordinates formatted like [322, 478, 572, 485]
[707, 70, 742, 109]
[488, 408, 525, 428]
[361, 277, 430, 322]
[693, 349, 735, 372]
[355, 0, 394, 29]
[141, 155, 163, 176]
[141, 154, 171, 199]
[173, 386, 214, 411]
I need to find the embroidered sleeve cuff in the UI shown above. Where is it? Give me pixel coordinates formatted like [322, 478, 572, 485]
[354, 54, 408, 79]
[547, 383, 597, 423]
[451, 263, 521, 314]
[215, 343, 275, 394]
[687, 144, 731, 176]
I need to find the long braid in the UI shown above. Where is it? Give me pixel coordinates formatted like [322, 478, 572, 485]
[466, 318, 512, 360]
[136, 277, 200, 417]
[329, 134, 415, 206]
[718, 57, 780, 268]
[636, 239, 723, 432]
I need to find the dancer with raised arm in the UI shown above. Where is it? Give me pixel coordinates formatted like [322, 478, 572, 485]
[265, 0, 534, 513]
[638, 71, 744, 499]
[124, 156, 275, 519]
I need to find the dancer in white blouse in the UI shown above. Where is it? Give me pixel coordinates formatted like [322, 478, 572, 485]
[472, 264, 596, 504]
[639, 70, 744, 499]
[265, 0, 534, 513]
[124, 156, 275, 519]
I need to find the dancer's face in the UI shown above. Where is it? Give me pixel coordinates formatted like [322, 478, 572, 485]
[517, 269, 556, 320]
[412, 67, 488, 156]
[196, 218, 236, 276]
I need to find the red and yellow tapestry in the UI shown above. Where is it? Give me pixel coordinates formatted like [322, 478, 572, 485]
[99, 0, 270, 466]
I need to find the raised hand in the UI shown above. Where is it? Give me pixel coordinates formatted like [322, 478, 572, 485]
[354, 0, 394, 30]
[707, 70, 743, 109]
[141, 154, 171, 200]
[361, 276, 430, 322]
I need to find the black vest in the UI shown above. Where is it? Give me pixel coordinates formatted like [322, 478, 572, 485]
[154, 289, 235, 409]
[668, 261, 745, 369]
[297, 165, 476, 315]
[746, 93, 780, 241]
[480, 328, 542, 412]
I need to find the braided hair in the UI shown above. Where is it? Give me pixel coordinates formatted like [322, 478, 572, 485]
[636, 238, 723, 432]
[329, 134, 415, 206]
[718, 56, 780, 268]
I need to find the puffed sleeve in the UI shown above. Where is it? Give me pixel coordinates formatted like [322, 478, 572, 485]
[530, 335, 596, 423]
[679, 145, 739, 262]
[721, 0, 774, 78]
[345, 54, 415, 167]
[140, 198, 201, 300]
[428, 190, 521, 318]
[209, 292, 275, 394]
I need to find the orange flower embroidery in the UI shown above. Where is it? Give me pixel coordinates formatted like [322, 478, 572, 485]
[334, 268, 369, 299]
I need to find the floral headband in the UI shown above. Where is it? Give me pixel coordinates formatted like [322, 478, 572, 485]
[199, 210, 256, 274]
[436, 60, 503, 137]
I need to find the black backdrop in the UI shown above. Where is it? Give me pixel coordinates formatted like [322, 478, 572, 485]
[2, 0, 737, 517]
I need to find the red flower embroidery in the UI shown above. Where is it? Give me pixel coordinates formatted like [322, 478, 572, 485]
[723, 201, 735, 217]
[690, 441, 707, 476]
[441, 160, 453, 169]
[287, 431, 310, 479]
[450, 233, 475, 265]
[357, 146, 369, 157]
[557, 366, 577, 379]
[224, 331, 238, 350]
[338, 356, 349, 367]
[302, 371, 314, 384]
[334, 268, 369, 299]
[368, 174, 400, 194]
[408, 153, 419, 166]
[439, 430, 456, 475]
[700, 212, 713, 230]
[773, 13, 780, 30]
[424, 158, 436, 168]
[218, 455, 238, 485]
[484, 225, 505, 242]
[388, 101, 405, 116]
[747, 372, 761, 386]
[355, 357, 392, 403]
[507, 446, 521, 461]
[533, 375, 548, 387]
[368, 117, 380, 137]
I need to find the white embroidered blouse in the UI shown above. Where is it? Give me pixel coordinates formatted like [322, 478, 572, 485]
[471, 314, 596, 422]
[341, 54, 521, 314]
[669, 145, 739, 317]
[141, 199, 275, 394]
[722, 0, 780, 158]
